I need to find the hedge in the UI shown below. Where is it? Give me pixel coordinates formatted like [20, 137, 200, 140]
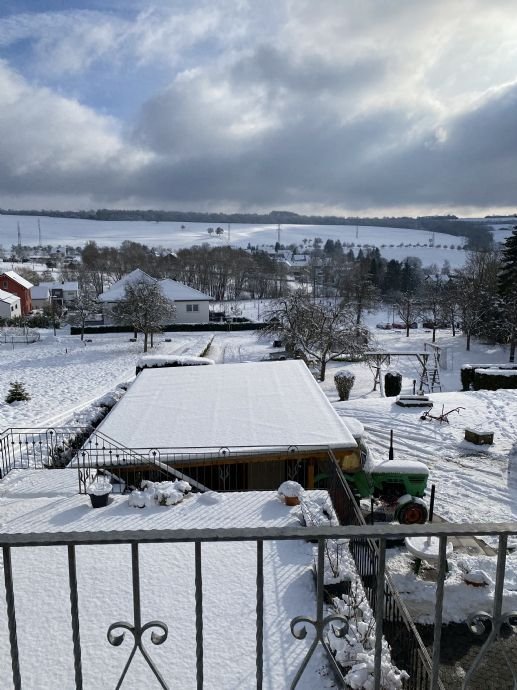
[461, 363, 517, 391]
[70, 322, 268, 335]
[473, 369, 517, 391]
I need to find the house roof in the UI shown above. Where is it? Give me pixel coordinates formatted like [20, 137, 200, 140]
[96, 360, 357, 452]
[31, 285, 51, 300]
[158, 278, 212, 302]
[98, 269, 212, 303]
[1, 270, 33, 289]
[0, 288, 20, 305]
[39, 281, 79, 291]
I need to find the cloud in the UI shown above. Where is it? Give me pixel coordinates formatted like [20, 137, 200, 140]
[0, 0, 517, 214]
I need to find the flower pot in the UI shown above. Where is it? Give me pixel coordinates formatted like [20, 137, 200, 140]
[284, 495, 300, 506]
[89, 492, 110, 508]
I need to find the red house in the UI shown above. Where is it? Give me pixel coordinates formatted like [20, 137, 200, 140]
[0, 271, 33, 315]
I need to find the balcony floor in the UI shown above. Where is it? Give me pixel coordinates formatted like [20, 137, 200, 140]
[0, 470, 332, 689]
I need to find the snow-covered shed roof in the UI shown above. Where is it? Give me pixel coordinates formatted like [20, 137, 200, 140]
[0, 288, 20, 304]
[2, 270, 33, 289]
[97, 360, 357, 452]
[98, 269, 211, 303]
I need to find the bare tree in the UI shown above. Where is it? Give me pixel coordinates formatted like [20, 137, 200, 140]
[68, 289, 99, 341]
[262, 291, 370, 380]
[112, 279, 175, 352]
[394, 291, 422, 337]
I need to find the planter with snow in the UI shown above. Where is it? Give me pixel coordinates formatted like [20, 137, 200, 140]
[278, 480, 304, 506]
[86, 478, 112, 508]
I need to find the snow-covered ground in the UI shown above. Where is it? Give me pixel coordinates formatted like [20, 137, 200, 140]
[0, 474, 331, 689]
[2, 315, 517, 634]
[0, 329, 214, 427]
[0, 213, 470, 268]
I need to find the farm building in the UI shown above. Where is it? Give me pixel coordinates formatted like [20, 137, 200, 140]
[89, 360, 357, 491]
[98, 269, 212, 324]
[0, 270, 33, 315]
[0, 288, 21, 319]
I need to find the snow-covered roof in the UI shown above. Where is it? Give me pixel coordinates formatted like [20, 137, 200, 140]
[98, 268, 155, 302]
[136, 354, 215, 368]
[0, 288, 20, 305]
[158, 278, 212, 302]
[1, 270, 33, 289]
[39, 281, 79, 291]
[31, 285, 51, 300]
[98, 269, 211, 303]
[97, 360, 357, 452]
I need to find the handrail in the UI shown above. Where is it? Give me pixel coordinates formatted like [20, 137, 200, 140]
[1, 521, 516, 548]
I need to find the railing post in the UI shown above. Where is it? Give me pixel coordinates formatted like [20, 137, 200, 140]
[3, 546, 22, 690]
[256, 540, 264, 690]
[68, 545, 83, 689]
[195, 541, 203, 690]
[373, 538, 386, 690]
[431, 536, 447, 690]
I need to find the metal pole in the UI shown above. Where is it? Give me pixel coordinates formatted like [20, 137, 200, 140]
[429, 484, 436, 522]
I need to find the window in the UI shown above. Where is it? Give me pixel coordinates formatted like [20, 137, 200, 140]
[186, 304, 199, 312]
[2, 281, 7, 289]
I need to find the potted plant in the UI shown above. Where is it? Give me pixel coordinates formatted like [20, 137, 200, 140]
[87, 477, 112, 508]
[278, 480, 304, 506]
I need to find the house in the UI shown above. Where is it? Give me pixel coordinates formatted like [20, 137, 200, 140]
[90, 360, 357, 490]
[38, 280, 79, 305]
[30, 285, 51, 309]
[98, 269, 212, 324]
[0, 288, 21, 319]
[0, 270, 33, 315]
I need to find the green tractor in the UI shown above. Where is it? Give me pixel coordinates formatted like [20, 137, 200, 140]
[339, 421, 429, 524]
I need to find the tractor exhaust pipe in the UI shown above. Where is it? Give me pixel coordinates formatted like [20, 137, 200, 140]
[389, 429, 394, 460]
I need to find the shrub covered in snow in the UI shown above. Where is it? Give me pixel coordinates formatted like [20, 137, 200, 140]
[328, 583, 409, 689]
[334, 370, 355, 401]
[5, 381, 30, 404]
[86, 477, 112, 496]
[129, 479, 192, 508]
[277, 480, 304, 498]
[135, 355, 215, 375]
[473, 368, 517, 391]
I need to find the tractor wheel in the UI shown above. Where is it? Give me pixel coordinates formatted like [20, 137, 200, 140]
[397, 501, 428, 525]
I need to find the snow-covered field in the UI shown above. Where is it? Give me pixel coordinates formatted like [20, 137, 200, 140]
[0, 213, 471, 269]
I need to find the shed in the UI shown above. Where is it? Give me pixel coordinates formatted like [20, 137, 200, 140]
[0, 288, 21, 319]
[94, 360, 357, 490]
[0, 271, 33, 315]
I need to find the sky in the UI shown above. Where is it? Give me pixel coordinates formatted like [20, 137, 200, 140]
[0, 0, 516, 216]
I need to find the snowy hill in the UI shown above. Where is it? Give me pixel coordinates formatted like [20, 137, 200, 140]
[0, 213, 469, 269]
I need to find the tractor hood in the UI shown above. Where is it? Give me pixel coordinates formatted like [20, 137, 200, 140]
[370, 459, 429, 476]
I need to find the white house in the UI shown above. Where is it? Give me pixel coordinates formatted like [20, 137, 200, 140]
[38, 281, 79, 305]
[0, 288, 21, 319]
[98, 269, 212, 324]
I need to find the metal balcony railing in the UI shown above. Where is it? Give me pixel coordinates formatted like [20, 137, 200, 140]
[1, 522, 516, 690]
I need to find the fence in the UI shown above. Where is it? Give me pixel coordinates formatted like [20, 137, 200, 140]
[1, 522, 515, 690]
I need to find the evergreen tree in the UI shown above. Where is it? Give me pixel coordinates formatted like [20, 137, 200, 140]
[499, 226, 517, 295]
[6, 381, 30, 404]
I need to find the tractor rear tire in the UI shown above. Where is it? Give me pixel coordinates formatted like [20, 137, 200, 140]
[397, 501, 428, 525]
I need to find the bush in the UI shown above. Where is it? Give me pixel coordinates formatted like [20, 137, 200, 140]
[5, 381, 30, 404]
[473, 369, 517, 391]
[461, 364, 517, 391]
[334, 370, 355, 401]
[385, 371, 402, 397]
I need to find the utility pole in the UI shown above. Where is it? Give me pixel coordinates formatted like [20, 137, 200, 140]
[38, 219, 42, 247]
[227, 223, 231, 245]
[17, 222, 21, 248]
[277, 224, 281, 246]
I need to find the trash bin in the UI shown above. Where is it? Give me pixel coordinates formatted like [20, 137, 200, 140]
[385, 371, 402, 397]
